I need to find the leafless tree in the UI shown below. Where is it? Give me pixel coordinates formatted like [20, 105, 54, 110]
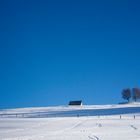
[122, 88, 131, 102]
[132, 88, 140, 102]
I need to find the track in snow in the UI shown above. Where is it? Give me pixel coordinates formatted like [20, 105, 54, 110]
[88, 135, 99, 140]
[130, 125, 138, 130]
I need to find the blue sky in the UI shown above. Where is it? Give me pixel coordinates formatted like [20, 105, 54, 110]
[0, 0, 140, 108]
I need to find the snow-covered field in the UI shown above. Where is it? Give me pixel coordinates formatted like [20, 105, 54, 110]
[0, 104, 140, 140]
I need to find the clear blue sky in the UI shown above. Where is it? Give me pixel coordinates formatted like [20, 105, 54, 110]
[0, 0, 140, 108]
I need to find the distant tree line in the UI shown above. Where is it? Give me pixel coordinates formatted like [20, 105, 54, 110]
[122, 87, 140, 102]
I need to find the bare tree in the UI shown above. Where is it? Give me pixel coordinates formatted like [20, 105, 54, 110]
[132, 88, 140, 102]
[122, 88, 131, 102]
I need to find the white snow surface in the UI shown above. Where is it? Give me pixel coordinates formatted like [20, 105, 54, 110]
[0, 103, 140, 140]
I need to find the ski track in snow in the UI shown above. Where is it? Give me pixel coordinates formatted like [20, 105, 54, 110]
[130, 125, 138, 130]
[88, 135, 99, 140]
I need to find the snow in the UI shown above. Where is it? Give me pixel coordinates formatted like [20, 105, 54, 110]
[0, 104, 140, 140]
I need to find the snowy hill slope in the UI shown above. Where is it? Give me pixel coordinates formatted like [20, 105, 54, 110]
[1, 104, 140, 140]
[1, 103, 140, 118]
